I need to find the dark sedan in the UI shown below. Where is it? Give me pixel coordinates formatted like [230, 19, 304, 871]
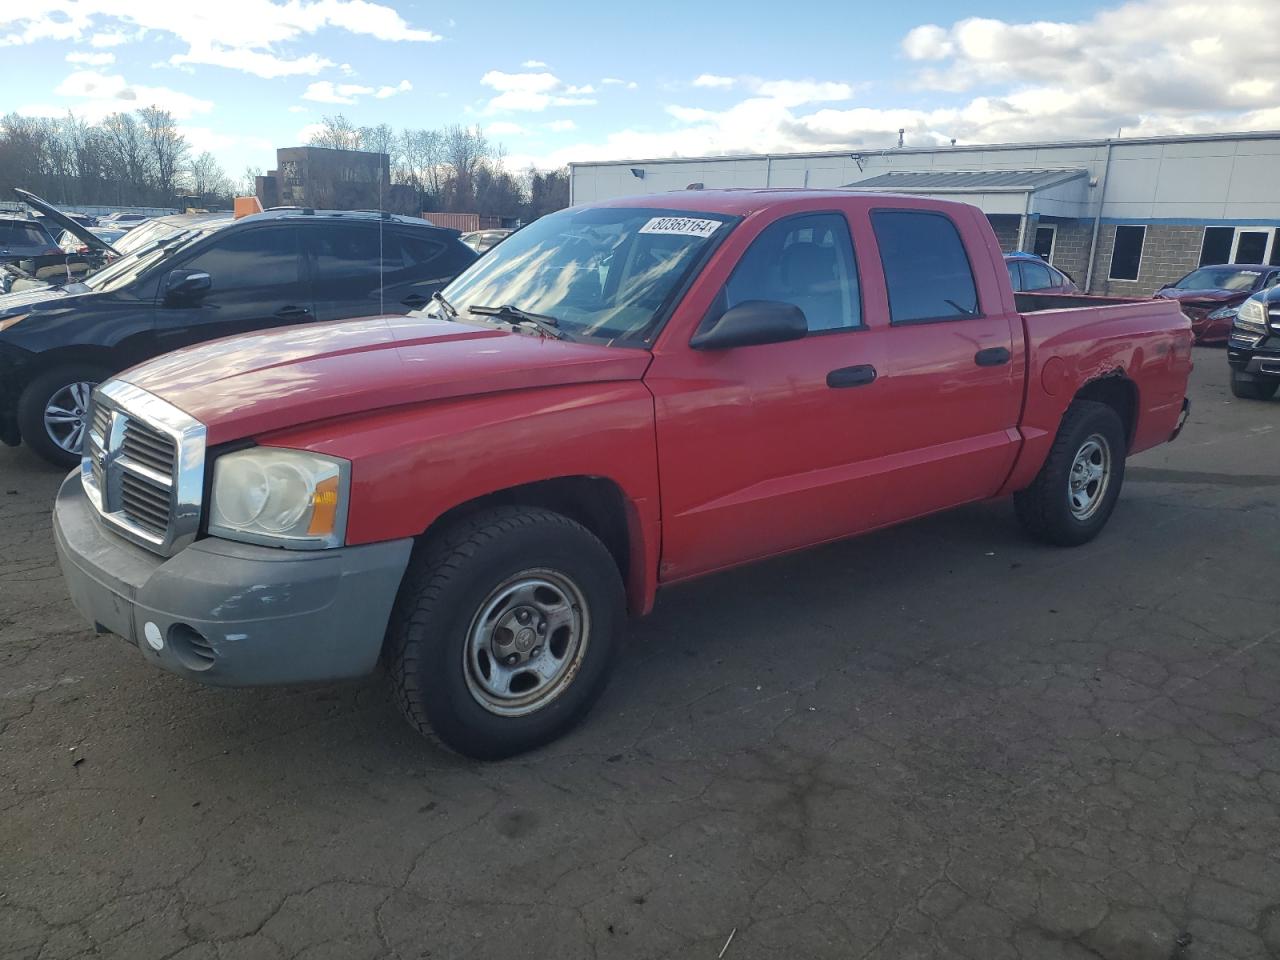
[0, 209, 476, 466]
[1154, 264, 1280, 344]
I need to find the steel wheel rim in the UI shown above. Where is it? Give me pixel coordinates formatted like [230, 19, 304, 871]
[43, 380, 97, 454]
[1068, 433, 1111, 521]
[463, 568, 589, 717]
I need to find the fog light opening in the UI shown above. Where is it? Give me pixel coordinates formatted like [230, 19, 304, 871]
[167, 623, 217, 671]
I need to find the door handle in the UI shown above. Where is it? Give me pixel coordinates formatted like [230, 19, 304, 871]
[401, 293, 429, 308]
[975, 346, 1011, 366]
[826, 364, 877, 388]
[274, 305, 311, 320]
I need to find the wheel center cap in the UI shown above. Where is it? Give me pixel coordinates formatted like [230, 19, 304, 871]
[514, 627, 536, 652]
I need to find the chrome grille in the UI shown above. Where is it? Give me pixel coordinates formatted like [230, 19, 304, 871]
[81, 381, 206, 556]
[1269, 305, 1280, 331]
[122, 420, 176, 475]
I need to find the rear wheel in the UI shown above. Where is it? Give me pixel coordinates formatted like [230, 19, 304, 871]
[1229, 369, 1279, 401]
[1015, 400, 1127, 546]
[386, 506, 625, 759]
[17, 364, 111, 468]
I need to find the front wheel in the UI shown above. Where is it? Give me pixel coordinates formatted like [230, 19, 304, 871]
[1229, 369, 1279, 401]
[386, 506, 625, 759]
[17, 364, 112, 468]
[1014, 400, 1127, 547]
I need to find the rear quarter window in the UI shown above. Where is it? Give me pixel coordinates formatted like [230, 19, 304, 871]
[871, 210, 980, 324]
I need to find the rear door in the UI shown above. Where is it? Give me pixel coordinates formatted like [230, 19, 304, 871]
[857, 206, 1023, 520]
[151, 224, 311, 352]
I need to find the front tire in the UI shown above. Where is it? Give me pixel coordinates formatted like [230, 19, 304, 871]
[1014, 400, 1127, 547]
[1229, 369, 1279, 401]
[17, 364, 111, 468]
[386, 506, 625, 759]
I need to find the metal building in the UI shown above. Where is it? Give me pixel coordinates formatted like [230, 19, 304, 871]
[569, 131, 1280, 295]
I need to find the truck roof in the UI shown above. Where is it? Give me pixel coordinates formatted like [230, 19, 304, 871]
[592, 188, 954, 217]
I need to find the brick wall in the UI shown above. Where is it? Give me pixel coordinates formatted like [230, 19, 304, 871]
[1092, 223, 1202, 296]
[987, 215, 1021, 252]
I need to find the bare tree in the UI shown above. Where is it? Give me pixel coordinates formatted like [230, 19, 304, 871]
[186, 151, 230, 201]
[139, 106, 188, 197]
[308, 114, 362, 151]
[359, 123, 397, 162]
[441, 125, 491, 210]
[100, 112, 151, 203]
[240, 165, 263, 197]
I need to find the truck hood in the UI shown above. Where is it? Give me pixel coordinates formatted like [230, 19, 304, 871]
[117, 315, 653, 445]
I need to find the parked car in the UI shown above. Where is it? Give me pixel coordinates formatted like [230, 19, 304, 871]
[99, 212, 150, 229]
[1154, 263, 1280, 344]
[37, 210, 98, 231]
[1004, 251, 1079, 294]
[1225, 290, 1280, 399]
[0, 216, 61, 268]
[51, 191, 1192, 759]
[0, 208, 477, 465]
[57, 227, 129, 256]
[461, 228, 513, 254]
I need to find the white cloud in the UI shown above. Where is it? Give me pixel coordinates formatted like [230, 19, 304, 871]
[288, 105, 308, 113]
[375, 79, 412, 99]
[487, 121, 528, 136]
[601, 77, 637, 90]
[180, 125, 273, 156]
[480, 70, 597, 113]
[692, 74, 735, 89]
[546, 119, 576, 132]
[522, 59, 548, 68]
[66, 50, 115, 65]
[296, 121, 326, 143]
[302, 81, 373, 104]
[24, 68, 214, 122]
[1, 2, 441, 79]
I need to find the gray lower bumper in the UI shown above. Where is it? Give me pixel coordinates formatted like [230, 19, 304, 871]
[52, 472, 413, 687]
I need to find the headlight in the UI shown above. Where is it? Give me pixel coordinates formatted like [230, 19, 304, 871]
[1234, 298, 1268, 331]
[0, 313, 28, 333]
[209, 448, 349, 549]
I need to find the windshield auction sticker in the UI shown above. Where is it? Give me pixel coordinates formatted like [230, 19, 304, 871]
[638, 216, 721, 238]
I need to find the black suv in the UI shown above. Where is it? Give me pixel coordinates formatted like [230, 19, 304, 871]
[0, 209, 477, 465]
[1226, 289, 1280, 401]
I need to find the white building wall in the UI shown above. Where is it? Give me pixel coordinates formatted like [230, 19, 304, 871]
[570, 133, 1280, 223]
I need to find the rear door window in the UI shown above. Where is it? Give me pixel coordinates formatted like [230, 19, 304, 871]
[0, 221, 52, 246]
[872, 210, 979, 323]
[1020, 260, 1054, 291]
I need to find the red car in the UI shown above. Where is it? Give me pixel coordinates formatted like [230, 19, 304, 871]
[1154, 263, 1280, 344]
[54, 190, 1192, 757]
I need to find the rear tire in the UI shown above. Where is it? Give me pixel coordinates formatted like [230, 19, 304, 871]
[17, 364, 111, 469]
[1014, 400, 1127, 547]
[1229, 369, 1279, 401]
[386, 506, 625, 760]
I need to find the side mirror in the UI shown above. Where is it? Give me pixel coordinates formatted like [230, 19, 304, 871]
[164, 268, 211, 304]
[690, 299, 807, 350]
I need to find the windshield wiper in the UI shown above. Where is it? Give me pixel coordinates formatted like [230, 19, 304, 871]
[469, 303, 572, 341]
[430, 289, 460, 320]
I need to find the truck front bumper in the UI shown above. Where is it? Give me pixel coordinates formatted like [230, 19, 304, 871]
[53, 472, 413, 687]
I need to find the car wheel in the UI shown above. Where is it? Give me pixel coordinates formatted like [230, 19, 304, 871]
[1014, 400, 1127, 547]
[1229, 369, 1279, 401]
[386, 506, 625, 759]
[17, 364, 111, 468]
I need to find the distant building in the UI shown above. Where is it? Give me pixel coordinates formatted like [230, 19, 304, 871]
[255, 146, 416, 214]
[570, 130, 1280, 295]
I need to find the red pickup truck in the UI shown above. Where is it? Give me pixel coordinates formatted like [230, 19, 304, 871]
[53, 191, 1192, 758]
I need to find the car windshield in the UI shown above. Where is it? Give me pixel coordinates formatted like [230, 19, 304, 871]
[0, 221, 52, 246]
[83, 229, 203, 291]
[426, 206, 736, 345]
[1175, 267, 1262, 292]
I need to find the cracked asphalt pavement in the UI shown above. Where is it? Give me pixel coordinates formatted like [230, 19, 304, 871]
[2, 348, 1278, 960]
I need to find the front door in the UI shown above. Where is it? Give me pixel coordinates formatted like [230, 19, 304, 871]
[152, 225, 310, 353]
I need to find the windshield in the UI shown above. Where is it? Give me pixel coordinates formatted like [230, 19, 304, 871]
[1175, 267, 1262, 292]
[83, 229, 203, 291]
[427, 206, 736, 345]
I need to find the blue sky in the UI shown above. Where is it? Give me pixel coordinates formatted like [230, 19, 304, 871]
[3, 0, 1277, 182]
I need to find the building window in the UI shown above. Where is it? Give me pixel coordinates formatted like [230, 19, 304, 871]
[1199, 226, 1280, 266]
[1033, 225, 1056, 262]
[1108, 225, 1146, 281]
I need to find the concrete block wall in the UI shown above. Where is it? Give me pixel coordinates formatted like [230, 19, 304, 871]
[1093, 224, 1203, 296]
[1047, 220, 1094, 288]
[986, 216, 1021, 252]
